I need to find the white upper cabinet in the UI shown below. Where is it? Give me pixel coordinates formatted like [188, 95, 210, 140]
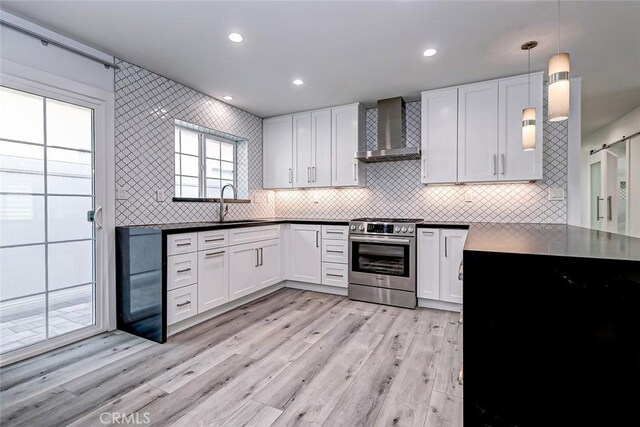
[263, 115, 293, 189]
[498, 73, 543, 181]
[421, 88, 458, 184]
[331, 104, 365, 187]
[292, 113, 312, 187]
[311, 109, 332, 187]
[457, 81, 499, 183]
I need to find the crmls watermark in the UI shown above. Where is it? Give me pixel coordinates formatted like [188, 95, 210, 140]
[99, 412, 151, 425]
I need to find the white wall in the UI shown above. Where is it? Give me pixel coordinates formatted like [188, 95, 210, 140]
[581, 106, 640, 235]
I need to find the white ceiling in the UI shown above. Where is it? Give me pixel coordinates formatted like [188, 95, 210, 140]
[2, 1, 639, 136]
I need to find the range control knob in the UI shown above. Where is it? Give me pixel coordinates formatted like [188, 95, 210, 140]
[401, 227, 408, 233]
[408, 227, 414, 233]
[395, 227, 400, 232]
[359, 225, 365, 231]
[350, 225, 356, 231]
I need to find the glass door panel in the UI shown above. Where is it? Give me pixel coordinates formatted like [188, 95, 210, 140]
[0, 86, 96, 355]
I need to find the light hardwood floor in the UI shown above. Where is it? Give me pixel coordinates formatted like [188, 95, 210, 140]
[0, 288, 463, 427]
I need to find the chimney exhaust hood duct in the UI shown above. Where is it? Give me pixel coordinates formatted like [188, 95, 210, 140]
[355, 96, 420, 162]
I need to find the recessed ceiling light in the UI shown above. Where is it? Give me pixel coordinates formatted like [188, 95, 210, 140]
[228, 33, 243, 43]
[292, 79, 304, 86]
[223, 95, 234, 101]
[423, 48, 437, 57]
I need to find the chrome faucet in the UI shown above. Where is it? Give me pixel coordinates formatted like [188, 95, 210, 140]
[219, 184, 237, 222]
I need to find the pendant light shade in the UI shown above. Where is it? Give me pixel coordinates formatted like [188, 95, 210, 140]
[522, 107, 536, 151]
[548, 52, 570, 121]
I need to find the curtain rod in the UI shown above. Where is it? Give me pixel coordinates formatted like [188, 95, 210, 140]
[590, 130, 640, 155]
[0, 19, 120, 70]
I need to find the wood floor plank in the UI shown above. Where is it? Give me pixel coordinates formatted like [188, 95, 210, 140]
[373, 332, 443, 427]
[221, 399, 282, 427]
[0, 386, 77, 427]
[322, 354, 402, 427]
[271, 329, 383, 426]
[432, 313, 463, 398]
[369, 310, 421, 360]
[289, 306, 351, 344]
[252, 312, 369, 410]
[416, 308, 450, 336]
[424, 391, 463, 427]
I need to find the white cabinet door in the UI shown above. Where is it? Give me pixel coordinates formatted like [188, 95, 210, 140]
[322, 262, 348, 288]
[498, 73, 543, 181]
[197, 248, 229, 313]
[322, 239, 348, 264]
[229, 242, 260, 301]
[457, 81, 499, 183]
[167, 252, 198, 291]
[440, 229, 467, 304]
[421, 88, 458, 184]
[292, 113, 312, 187]
[417, 228, 440, 300]
[257, 239, 281, 289]
[311, 109, 332, 187]
[289, 224, 321, 284]
[263, 115, 293, 189]
[167, 284, 198, 325]
[332, 104, 365, 187]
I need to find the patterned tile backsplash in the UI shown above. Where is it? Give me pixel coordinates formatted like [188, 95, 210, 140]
[115, 60, 567, 225]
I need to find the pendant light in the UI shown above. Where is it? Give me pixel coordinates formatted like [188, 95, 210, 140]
[521, 41, 538, 151]
[548, 0, 570, 121]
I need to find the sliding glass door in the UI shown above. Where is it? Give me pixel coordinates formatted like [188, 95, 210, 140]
[0, 86, 98, 355]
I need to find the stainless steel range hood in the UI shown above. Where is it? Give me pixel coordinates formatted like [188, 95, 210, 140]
[355, 97, 420, 162]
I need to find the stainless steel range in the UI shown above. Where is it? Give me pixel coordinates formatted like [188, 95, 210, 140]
[348, 218, 422, 309]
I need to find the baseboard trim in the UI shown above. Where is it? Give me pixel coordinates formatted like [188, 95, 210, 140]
[418, 298, 462, 312]
[167, 283, 285, 336]
[284, 280, 348, 296]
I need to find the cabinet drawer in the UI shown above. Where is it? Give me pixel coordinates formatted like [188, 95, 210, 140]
[229, 225, 280, 246]
[167, 284, 198, 325]
[198, 229, 228, 251]
[322, 239, 348, 264]
[167, 252, 198, 290]
[167, 233, 197, 255]
[321, 225, 348, 240]
[322, 262, 348, 288]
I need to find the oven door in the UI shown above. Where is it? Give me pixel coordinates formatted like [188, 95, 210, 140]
[349, 235, 415, 292]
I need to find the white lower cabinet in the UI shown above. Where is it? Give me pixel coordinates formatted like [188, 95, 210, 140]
[321, 262, 348, 288]
[257, 239, 282, 289]
[417, 227, 467, 305]
[167, 284, 198, 325]
[289, 224, 322, 284]
[229, 238, 282, 301]
[167, 252, 198, 291]
[197, 248, 229, 313]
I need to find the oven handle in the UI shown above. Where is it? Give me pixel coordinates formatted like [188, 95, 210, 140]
[349, 236, 412, 245]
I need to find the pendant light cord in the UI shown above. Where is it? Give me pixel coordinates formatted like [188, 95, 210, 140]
[557, 0, 561, 54]
[528, 47, 531, 105]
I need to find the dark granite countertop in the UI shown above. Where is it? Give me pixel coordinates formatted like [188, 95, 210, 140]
[465, 223, 640, 262]
[116, 218, 351, 233]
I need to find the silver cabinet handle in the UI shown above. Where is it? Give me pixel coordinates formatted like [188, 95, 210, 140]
[326, 273, 344, 278]
[289, 168, 292, 184]
[444, 236, 448, 257]
[307, 166, 311, 183]
[316, 230, 319, 248]
[176, 301, 191, 307]
[492, 154, 497, 175]
[326, 250, 344, 254]
[260, 247, 264, 266]
[596, 196, 603, 220]
[205, 250, 225, 257]
[204, 237, 224, 243]
[255, 248, 259, 267]
[176, 268, 191, 273]
[607, 196, 612, 221]
[353, 164, 357, 181]
[422, 158, 427, 179]
[313, 166, 316, 182]
[500, 153, 505, 175]
[94, 205, 103, 229]
[326, 231, 343, 235]
[176, 242, 191, 247]
[458, 260, 463, 281]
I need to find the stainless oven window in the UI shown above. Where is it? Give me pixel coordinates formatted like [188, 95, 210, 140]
[352, 242, 410, 277]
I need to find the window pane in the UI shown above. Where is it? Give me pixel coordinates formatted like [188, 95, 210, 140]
[0, 195, 45, 246]
[174, 176, 180, 197]
[181, 154, 199, 177]
[46, 99, 92, 150]
[0, 294, 46, 354]
[0, 245, 45, 301]
[174, 153, 180, 175]
[180, 130, 199, 155]
[221, 142, 233, 162]
[174, 128, 180, 153]
[48, 240, 93, 290]
[47, 196, 93, 242]
[206, 179, 221, 198]
[0, 86, 44, 145]
[206, 138, 220, 159]
[180, 176, 199, 198]
[221, 181, 234, 197]
[206, 159, 220, 178]
[48, 284, 93, 338]
[221, 161, 234, 181]
[47, 148, 92, 195]
[0, 140, 44, 193]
